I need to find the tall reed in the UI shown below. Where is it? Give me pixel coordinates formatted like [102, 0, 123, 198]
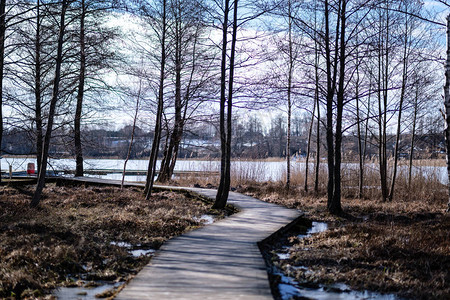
[171, 158, 446, 204]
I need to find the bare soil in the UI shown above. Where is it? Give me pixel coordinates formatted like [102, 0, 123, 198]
[0, 184, 234, 299]
[239, 182, 450, 300]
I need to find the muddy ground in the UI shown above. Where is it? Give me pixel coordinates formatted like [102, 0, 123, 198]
[0, 183, 234, 299]
[239, 182, 450, 300]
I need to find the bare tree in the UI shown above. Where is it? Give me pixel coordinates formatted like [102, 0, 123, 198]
[72, 0, 117, 177]
[74, 0, 86, 177]
[31, 0, 69, 207]
[144, 0, 167, 199]
[214, 0, 238, 209]
[313, 0, 321, 194]
[285, 0, 294, 190]
[5, 0, 54, 172]
[388, 0, 415, 201]
[157, 0, 211, 183]
[323, 0, 345, 214]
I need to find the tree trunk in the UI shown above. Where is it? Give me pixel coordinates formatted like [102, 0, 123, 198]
[75, 0, 86, 177]
[377, 4, 389, 202]
[330, 0, 346, 215]
[313, 2, 320, 194]
[314, 92, 320, 193]
[0, 0, 5, 183]
[356, 85, 363, 198]
[34, 0, 43, 174]
[408, 84, 418, 190]
[31, 0, 68, 207]
[324, 0, 335, 209]
[362, 79, 371, 190]
[158, 9, 182, 183]
[122, 79, 141, 189]
[167, 25, 200, 180]
[167, 130, 182, 178]
[158, 115, 170, 179]
[144, 0, 167, 199]
[388, 6, 409, 201]
[214, 0, 238, 209]
[286, 0, 293, 191]
[286, 81, 291, 190]
[214, 0, 230, 208]
[444, 14, 450, 212]
[304, 97, 315, 192]
[158, 128, 177, 182]
[223, 0, 239, 205]
[381, 5, 389, 202]
[355, 31, 363, 199]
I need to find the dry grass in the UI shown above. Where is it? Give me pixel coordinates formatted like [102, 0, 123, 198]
[277, 214, 450, 299]
[0, 184, 232, 299]
[170, 158, 446, 204]
[241, 181, 449, 299]
[230, 159, 446, 203]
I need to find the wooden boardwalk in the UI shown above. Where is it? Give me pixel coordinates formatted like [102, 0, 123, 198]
[57, 177, 302, 299]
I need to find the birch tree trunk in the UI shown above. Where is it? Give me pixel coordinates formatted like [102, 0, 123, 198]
[444, 14, 450, 212]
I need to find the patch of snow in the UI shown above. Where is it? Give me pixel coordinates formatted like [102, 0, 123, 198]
[111, 241, 156, 257]
[277, 253, 290, 260]
[193, 214, 215, 225]
[110, 241, 132, 248]
[130, 249, 156, 257]
[308, 222, 328, 234]
[298, 221, 328, 238]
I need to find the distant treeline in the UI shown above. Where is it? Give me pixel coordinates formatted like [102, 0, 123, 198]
[3, 115, 445, 161]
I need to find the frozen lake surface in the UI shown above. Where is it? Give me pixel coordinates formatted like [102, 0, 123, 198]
[2, 157, 447, 184]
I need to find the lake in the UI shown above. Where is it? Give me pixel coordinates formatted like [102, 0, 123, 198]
[1, 157, 447, 184]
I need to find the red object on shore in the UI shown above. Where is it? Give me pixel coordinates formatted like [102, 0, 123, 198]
[27, 163, 35, 175]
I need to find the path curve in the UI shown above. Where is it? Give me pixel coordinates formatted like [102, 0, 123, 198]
[59, 177, 302, 299]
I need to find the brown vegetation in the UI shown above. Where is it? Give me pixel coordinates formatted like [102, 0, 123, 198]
[0, 184, 233, 299]
[239, 181, 449, 299]
[174, 158, 447, 204]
